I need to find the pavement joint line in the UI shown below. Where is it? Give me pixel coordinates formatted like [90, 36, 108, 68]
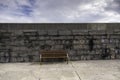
[75, 71, 82, 80]
[70, 62, 82, 80]
[30, 70, 40, 80]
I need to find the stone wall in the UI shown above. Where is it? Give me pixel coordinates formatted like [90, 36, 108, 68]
[0, 23, 120, 62]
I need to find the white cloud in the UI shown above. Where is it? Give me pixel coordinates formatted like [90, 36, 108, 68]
[0, 0, 120, 23]
[96, 11, 120, 22]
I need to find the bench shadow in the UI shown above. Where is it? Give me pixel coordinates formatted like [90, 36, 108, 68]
[30, 60, 67, 65]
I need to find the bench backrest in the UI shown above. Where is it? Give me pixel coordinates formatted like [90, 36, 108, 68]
[40, 50, 67, 57]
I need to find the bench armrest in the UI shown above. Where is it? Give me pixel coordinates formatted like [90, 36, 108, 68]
[40, 54, 42, 61]
[67, 53, 70, 60]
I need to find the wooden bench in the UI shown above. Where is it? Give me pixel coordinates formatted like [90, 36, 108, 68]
[40, 50, 69, 64]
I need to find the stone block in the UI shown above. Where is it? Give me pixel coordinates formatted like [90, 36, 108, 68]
[74, 36, 85, 40]
[54, 45, 63, 49]
[0, 52, 5, 56]
[89, 30, 106, 35]
[73, 45, 85, 49]
[68, 50, 77, 56]
[17, 57, 24, 62]
[38, 30, 47, 35]
[0, 57, 9, 62]
[116, 54, 120, 59]
[39, 41, 45, 45]
[14, 52, 18, 55]
[32, 56, 39, 62]
[72, 30, 88, 35]
[55, 36, 64, 40]
[23, 57, 29, 62]
[11, 57, 17, 62]
[66, 36, 73, 40]
[45, 40, 54, 45]
[48, 30, 58, 35]
[73, 40, 80, 44]
[79, 40, 85, 44]
[59, 30, 71, 35]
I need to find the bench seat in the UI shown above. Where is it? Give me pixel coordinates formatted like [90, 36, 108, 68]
[40, 50, 69, 64]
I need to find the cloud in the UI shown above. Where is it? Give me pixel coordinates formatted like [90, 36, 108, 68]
[0, 0, 120, 23]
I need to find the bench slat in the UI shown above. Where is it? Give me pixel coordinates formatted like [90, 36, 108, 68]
[40, 50, 69, 64]
[42, 56, 67, 58]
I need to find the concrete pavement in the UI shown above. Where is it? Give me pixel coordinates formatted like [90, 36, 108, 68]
[0, 60, 120, 80]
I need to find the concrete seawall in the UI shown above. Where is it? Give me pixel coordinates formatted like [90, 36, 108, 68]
[0, 23, 120, 62]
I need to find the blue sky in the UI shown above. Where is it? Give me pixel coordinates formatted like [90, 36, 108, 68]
[0, 0, 120, 23]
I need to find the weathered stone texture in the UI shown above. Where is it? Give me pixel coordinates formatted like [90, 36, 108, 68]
[0, 23, 120, 62]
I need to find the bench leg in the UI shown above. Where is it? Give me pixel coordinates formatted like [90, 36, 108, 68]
[67, 54, 69, 64]
[40, 55, 42, 65]
[64, 58, 68, 64]
[67, 58, 68, 64]
[40, 59, 42, 65]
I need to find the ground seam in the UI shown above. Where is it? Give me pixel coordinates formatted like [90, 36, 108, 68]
[30, 70, 40, 80]
[70, 62, 82, 80]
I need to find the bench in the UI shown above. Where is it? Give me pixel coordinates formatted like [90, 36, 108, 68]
[40, 50, 69, 64]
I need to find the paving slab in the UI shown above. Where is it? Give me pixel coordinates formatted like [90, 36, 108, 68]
[0, 60, 120, 80]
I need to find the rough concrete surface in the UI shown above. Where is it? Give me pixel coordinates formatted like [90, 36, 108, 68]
[0, 60, 120, 80]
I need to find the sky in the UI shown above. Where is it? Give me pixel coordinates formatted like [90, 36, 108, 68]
[0, 0, 120, 23]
